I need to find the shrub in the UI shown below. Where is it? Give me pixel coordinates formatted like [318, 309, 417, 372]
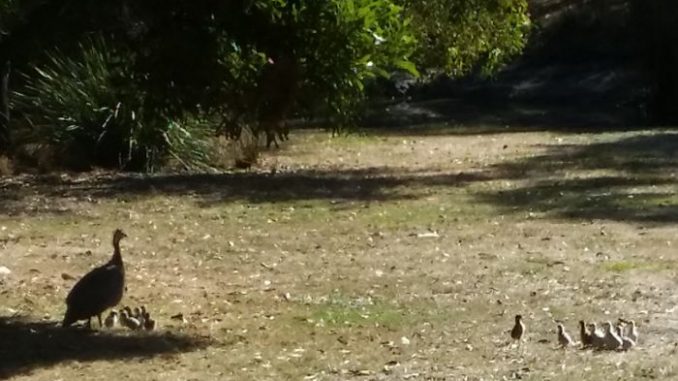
[13, 37, 213, 171]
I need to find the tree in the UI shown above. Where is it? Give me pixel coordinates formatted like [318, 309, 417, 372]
[1, 0, 529, 171]
[401, 0, 530, 77]
[633, 0, 678, 123]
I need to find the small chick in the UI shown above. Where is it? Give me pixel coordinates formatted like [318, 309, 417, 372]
[557, 323, 575, 347]
[104, 310, 118, 328]
[511, 314, 525, 342]
[132, 307, 142, 319]
[603, 321, 622, 350]
[579, 320, 592, 348]
[589, 323, 605, 350]
[142, 311, 156, 331]
[617, 324, 636, 351]
[120, 310, 142, 330]
[626, 320, 638, 343]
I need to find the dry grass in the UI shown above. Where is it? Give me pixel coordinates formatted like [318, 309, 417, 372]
[1, 128, 678, 380]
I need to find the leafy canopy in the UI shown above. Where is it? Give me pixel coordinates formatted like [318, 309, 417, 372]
[0, 0, 529, 170]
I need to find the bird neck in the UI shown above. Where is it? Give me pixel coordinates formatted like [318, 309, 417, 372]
[111, 239, 123, 265]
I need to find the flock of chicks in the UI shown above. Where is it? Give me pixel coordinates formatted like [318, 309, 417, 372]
[512, 315, 639, 351]
[60, 228, 643, 357]
[104, 306, 157, 331]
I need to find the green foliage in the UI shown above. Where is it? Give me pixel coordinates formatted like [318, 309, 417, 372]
[13, 37, 213, 171]
[401, 0, 530, 76]
[1, 0, 530, 171]
[291, 0, 417, 126]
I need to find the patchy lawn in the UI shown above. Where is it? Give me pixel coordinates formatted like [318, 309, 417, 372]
[1, 127, 678, 380]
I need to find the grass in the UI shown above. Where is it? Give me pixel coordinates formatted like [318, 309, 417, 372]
[602, 259, 678, 273]
[1, 128, 678, 380]
[304, 295, 408, 329]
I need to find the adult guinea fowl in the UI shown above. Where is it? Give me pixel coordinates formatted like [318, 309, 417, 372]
[62, 229, 127, 329]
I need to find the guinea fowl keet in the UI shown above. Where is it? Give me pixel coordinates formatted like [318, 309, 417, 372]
[511, 315, 525, 342]
[62, 229, 127, 329]
[143, 311, 156, 331]
[627, 320, 639, 343]
[557, 323, 575, 347]
[579, 320, 592, 348]
[589, 323, 605, 350]
[617, 324, 636, 351]
[104, 310, 119, 328]
[602, 321, 622, 350]
[120, 310, 141, 330]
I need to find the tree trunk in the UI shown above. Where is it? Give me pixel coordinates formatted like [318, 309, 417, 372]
[0, 60, 10, 154]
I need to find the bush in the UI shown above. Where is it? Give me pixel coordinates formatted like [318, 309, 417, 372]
[13, 37, 213, 171]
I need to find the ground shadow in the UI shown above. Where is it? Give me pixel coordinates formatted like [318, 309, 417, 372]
[361, 96, 643, 136]
[476, 131, 678, 223]
[2, 132, 676, 224]
[0, 316, 208, 379]
[0, 168, 492, 215]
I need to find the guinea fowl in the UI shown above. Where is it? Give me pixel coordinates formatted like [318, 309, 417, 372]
[511, 315, 525, 342]
[557, 323, 575, 347]
[602, 321, 623, 350]
[120, 309, 142, 330]
[626, 320, 639, 343]
[589, 323, 605, 350]
[62, 229, 127, 329]
[142, 311, 156, 331]
[617, 324, 636, 351]
[104, 310, 119, 328]
[579, 320, 593, 348]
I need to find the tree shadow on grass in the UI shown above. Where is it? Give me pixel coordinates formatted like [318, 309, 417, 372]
[361, 97, 641, 136]
[476, 131, 678, 223]
[0, 316, 209, 379]
[0, 168, 492, 215]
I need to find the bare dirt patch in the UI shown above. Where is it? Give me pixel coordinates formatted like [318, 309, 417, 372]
[1, 128, 677, 380]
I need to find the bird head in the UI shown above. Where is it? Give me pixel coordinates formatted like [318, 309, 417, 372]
[557, 323, 564, 333]
[515, 314, 523, 322]
[113, 229, 127, 244]
[616, 325, 624, 335]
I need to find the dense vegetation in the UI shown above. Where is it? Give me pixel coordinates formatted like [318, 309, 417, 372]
[633, 0, 678, 123]
[0, 0, 529, 171]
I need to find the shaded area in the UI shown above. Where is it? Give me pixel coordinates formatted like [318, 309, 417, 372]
[0, 316, 208, 379]
[363, 0, 645, 135]
[2, 132, 677, 225]
[363, 60, 645, 134]
[362, 96, 643, 136]
[477, 131, 678, 223]
[0, 168, 491, 215]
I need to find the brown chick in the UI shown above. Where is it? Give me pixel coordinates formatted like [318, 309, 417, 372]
[511, 314, 525, 341]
